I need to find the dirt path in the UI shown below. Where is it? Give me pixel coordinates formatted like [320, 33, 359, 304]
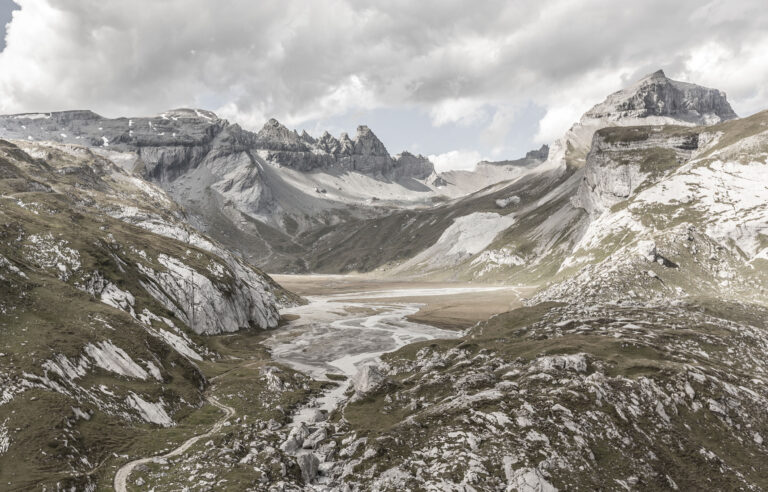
[113, 396, 235, 492]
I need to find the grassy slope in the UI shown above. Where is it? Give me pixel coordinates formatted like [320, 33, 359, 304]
[0, 140, 309, 490]
[338, 300, 768, 490]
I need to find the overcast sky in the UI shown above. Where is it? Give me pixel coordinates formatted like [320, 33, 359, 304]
[1, 1, 767, 171]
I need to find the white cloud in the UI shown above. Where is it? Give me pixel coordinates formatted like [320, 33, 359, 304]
[534, 105, 582, 145]
[428, 150, 485, 173]
[0, 0, 767, 157]
[679, 35, 768, 116]
[429, 97, 487, 127]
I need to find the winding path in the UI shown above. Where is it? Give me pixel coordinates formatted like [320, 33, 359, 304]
[113, 396, 235, 492]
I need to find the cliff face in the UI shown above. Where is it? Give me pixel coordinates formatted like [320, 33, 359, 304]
[545, 70, 738, 170]
[573, 126, 703, 217]
[586, 70, 737, 122]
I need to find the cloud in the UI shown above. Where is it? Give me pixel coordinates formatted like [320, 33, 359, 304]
[428, 149, 485, 173]
[0, 0, 767, 171]
[429, 97, 488, 127]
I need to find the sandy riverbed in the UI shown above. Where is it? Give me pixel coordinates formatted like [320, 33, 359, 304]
[272, 274, 533, 330]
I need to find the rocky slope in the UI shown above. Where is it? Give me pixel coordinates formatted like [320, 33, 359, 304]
[0, 138, 301, 489]
[319, 300, 768, 490]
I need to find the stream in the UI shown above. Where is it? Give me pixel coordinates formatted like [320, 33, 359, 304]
[263, 286, 505, 485]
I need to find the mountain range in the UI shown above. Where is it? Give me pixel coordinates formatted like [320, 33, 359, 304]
[1, 69, 767, 490]
[0, 105, 549, 272]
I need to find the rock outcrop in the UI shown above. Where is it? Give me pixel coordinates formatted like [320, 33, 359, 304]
[260, 122, 431, 177]
[392, 151, 434, 180]
[545, 69, 738, 169]
[573, 125, 702, 216]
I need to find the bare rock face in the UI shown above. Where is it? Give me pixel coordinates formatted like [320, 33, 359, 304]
[258, 120, 434, 177]
[317, 131, 341, 153]
[256, 118, 308, 152]
[477, 144, 549, 168]
[525, 144, 550, 161]
[393, 151, 438, 180]
[586, 70, 737, 123]
[545, 70, 738, 169]
[352, 125, 388, 156]
[573, 125, 701, 216]
[137, 254, 280, 335]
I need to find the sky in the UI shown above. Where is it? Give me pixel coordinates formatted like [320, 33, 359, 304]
[1, 1, 768, 172]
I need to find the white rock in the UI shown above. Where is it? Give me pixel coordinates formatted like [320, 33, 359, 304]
[353, 364, 387, 395]
[505, 466, 558, 492]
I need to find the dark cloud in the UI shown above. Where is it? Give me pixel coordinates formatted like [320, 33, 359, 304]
[0, 0, 19, 51]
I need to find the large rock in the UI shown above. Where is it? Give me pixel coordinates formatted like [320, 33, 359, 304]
[296, 452, 320, 483]
[353, 364, 388, 395]
[392, 151, 434, 180]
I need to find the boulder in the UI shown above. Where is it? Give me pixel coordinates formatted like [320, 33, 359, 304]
[353, 364, 388, 395]
[297, 452, 320, 483]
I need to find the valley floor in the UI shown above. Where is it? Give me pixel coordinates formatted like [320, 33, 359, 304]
[112, 276, 529, 490]
[272, 274, 532, 330]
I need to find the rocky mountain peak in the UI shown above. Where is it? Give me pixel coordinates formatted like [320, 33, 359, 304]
[586, 69, 738, 123]
[256, 118, 306, 150]
[259, 117, 290, 136]
[526, 144, 549, 161]
[353, 125, 389, 156]
[338, 132, 355, 154]
[317, 131, 341, 153]
[645, 69, 667, 80]
[546, 71, 739, 170]
[300, 130, 316, 144]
